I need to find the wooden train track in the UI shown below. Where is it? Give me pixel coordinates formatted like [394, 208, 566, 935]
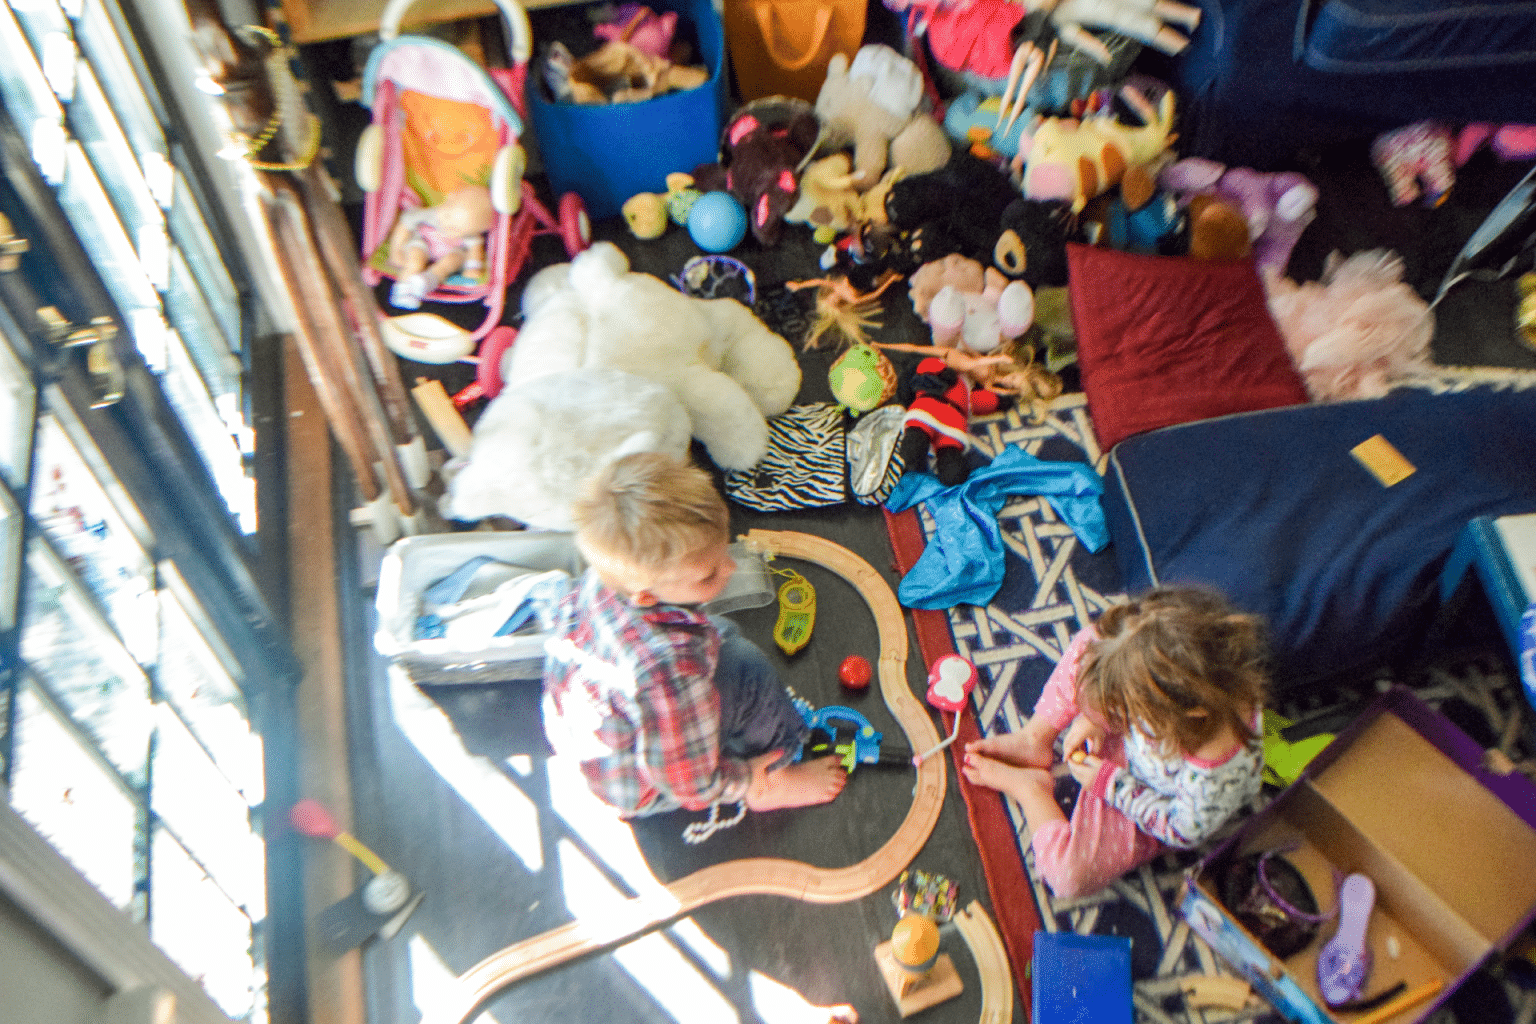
[422, 529, 947, 1024]
[952, 901, 1015, 1024]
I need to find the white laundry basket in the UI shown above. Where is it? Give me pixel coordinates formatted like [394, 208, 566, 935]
[374, 531, 776, 686]
[375, 531, 583, 686]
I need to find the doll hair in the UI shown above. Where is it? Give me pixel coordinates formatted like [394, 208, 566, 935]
[571, 452, 730, 583]
[1076, 586, 1268, 758]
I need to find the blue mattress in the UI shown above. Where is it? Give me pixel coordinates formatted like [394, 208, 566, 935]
[1101, 383, 1536, 691]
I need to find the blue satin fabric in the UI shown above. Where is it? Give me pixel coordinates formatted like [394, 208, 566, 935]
[885, 446, 1108, 610]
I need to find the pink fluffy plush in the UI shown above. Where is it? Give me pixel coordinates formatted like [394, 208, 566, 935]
[1266, 250, 1434, 401]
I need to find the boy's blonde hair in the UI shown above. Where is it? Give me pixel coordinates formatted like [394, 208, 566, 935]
[1077, 587, 1268, 757]
[571, 452, 730, 587]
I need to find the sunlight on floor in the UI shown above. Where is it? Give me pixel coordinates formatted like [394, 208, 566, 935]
[391, 685, 846, 1023]
[387, 664, 543, 871]
[408, 934, 502, 1024]
[749, 970, 856, 1024]
[544, 753, 675, 901]
[558, 839, 739, 1024]
[669, 918, 732, 980]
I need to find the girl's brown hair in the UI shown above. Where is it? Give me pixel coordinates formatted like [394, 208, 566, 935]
[1076, 587, 1268, 757]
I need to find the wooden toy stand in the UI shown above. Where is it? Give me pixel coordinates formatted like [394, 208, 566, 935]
[874, 941, 965, 1017]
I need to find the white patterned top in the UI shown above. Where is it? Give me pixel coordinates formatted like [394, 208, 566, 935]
[1092, 700, 1264, 850]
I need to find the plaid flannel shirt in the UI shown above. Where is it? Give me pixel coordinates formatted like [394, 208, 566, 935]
[542, 569, 752, 815]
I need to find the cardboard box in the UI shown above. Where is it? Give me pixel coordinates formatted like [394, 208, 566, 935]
[1180, 685, 1536, 1024]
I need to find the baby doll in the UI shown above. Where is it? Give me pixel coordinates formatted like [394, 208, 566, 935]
[387, 185, 495, 310]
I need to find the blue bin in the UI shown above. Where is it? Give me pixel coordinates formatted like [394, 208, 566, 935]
[527, 0, 727, 222]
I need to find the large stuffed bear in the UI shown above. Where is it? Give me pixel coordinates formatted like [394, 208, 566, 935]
[444, 242, 801, 526]
[444, 367, 694, 529]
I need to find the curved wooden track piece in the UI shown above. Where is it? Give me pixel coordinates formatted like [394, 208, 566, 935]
[953, 901, 1014, 1024]
[424, 530, 945, 1024]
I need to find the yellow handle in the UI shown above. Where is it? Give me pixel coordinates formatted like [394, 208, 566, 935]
[335, 831, 392, 876]
[751, 2, 834, 71]
[1349, 980, 1443, 1024]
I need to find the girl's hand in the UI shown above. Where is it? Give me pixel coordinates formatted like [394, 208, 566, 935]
[1061, 714, 1106, 763]
[1064, 749, 1103, 789]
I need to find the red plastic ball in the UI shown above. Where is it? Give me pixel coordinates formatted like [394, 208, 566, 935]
[838, 655, 873, 690]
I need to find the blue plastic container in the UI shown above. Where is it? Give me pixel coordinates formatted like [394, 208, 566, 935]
[1030, 931, 1132, 1024]
[527, 0, 727, 222]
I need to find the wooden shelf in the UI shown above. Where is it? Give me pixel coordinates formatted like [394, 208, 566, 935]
[278, 0, 567, 45]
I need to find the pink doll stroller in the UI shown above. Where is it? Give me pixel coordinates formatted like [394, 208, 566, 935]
[357, 0, 591, 363]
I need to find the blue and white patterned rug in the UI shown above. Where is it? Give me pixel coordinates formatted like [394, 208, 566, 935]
[912, 392, 1536, 1024]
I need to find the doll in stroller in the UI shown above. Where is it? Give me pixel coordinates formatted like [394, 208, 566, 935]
[358, 0, 591, 362]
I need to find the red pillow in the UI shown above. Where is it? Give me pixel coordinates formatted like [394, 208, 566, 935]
[1067, 244, 1309, 452]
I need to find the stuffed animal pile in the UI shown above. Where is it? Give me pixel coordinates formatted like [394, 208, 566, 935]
[444, 242, 801, 527]
[539, 21, 1348, 513]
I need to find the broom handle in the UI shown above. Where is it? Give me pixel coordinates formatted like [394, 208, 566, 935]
[334, 831, 392, 876]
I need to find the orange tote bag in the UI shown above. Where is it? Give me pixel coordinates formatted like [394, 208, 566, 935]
[723, 0, 865, 103]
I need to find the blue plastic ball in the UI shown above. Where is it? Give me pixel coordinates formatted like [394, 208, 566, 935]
[687, 191, 748, 253]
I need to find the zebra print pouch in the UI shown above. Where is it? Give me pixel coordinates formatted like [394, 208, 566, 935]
[724, 404, 848, 512]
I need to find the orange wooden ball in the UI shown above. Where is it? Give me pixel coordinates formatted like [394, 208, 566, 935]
[891, 913, 941, 973]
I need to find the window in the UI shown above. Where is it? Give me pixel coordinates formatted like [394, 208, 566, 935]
[0, 0, 256, 532]
[0, 1, 293, 1019]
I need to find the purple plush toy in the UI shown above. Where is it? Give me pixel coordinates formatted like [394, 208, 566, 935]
[1159, 157, 1319, 279]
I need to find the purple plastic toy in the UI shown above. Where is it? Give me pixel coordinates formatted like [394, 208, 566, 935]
[1317, 872, 1376, 1007]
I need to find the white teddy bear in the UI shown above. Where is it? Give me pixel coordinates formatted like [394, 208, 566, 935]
[443, 242, 802, 527]
[444, 368, 693, 530]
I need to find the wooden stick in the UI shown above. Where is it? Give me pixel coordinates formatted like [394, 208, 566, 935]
[412, 378, 473, 458]
[297, 161, 419, 447]
[423, 531, 945, 1024]
[269, 179, 417, 517]
[265, 194, 383, 503]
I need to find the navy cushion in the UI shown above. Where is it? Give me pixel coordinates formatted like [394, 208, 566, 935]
[1102, 382, 1536, 691]
[1305, 0, 1536, 73]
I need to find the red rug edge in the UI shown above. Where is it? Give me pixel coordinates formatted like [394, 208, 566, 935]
[882, 507, 1038, 1015]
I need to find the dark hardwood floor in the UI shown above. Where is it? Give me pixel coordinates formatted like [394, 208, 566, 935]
[344, 496, 1011, 1024]
[323, 104, 1536, 1024]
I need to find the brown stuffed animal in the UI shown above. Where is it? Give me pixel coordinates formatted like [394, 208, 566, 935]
[1186, 195, 1253, 261]
[714, 99, 820, 247]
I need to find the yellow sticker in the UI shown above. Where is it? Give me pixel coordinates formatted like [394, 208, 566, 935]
[1351, 434, 1416, 487]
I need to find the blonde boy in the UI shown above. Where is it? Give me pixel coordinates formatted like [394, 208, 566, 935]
[543, 452, 847, 817]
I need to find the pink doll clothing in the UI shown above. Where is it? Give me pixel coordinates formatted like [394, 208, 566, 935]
[1027, 626, 1264, 900]
[911, 0, 1026, 79]
[1370, 121, 1455, 208]
[413, 219, 472, 264]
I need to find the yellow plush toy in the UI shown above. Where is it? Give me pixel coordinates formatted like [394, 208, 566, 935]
[785, 154, 866, 244]
[622, 191, 669, 239]
[1014, 87, 1177, 213]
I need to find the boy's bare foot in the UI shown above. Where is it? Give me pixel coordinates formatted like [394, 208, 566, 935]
[964, 716, 1056, 769]
[747, 754, 848, 811]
